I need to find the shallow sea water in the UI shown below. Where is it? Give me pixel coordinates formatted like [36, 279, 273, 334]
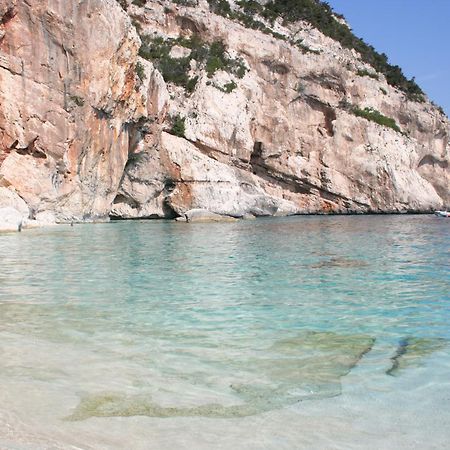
[0, 215, 449, 449]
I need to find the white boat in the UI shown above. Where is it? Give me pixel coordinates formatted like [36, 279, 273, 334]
[434, 210, 450, 217]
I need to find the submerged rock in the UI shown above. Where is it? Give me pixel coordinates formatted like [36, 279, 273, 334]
[386, 337, 447, 376]
[66, 392, 261, 421]
[67, 330, 375, 420]
[309, 257, 369, 269]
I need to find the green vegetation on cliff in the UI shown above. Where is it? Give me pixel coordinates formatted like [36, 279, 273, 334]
[207, 0, 425, 102]
[351, 107, 401, 133]
[357, 69, 379, 80]
[138, 34, 246, 92]
[170, 114, 186, 137]
[135, 61, 146, 81]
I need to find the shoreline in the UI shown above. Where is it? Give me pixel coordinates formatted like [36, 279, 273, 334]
[0, 209, 446, 234]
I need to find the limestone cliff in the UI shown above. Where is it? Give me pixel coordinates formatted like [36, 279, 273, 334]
[1, 0, 449, 228]
[0, 0, 166, 226]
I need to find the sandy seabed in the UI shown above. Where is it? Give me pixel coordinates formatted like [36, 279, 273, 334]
[1, 354, 449, 450]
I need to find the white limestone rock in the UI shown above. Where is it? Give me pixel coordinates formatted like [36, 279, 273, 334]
[184, 209, 238, 223]
[0, 206, 24, 232]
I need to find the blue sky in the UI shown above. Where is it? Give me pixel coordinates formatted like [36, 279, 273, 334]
[327, 0, 450, 115]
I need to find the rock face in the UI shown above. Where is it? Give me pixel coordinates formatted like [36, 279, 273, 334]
[1, 0, 449, 226]
[0, 0, 165, 224]
[111, 131, 296, 218]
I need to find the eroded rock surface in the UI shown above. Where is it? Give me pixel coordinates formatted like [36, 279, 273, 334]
[1, 0, 449, 226]
[111, 1, 449, 218]
[0, 0, 165, 223]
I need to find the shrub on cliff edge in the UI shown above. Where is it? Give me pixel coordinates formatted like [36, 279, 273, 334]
[170, 115, 186, 138]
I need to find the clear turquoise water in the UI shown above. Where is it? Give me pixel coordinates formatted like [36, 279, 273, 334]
[0, 215, 449, 448]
